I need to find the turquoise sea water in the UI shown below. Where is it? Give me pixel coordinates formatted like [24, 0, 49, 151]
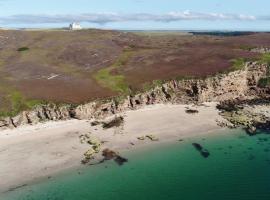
[1, 129, 270, 200]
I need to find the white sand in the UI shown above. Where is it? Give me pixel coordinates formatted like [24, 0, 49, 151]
[0, 102, 227, 193]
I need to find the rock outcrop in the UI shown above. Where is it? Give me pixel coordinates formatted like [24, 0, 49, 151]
[217, 98, 270, 134]
[0, 62, 268, 130]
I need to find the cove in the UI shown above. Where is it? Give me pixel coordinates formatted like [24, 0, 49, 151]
[1, 129, 270, 200]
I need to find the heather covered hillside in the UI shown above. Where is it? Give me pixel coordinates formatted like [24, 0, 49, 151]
[0, 29, 269, 116]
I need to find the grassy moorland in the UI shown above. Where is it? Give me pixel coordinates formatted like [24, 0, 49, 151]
[0, 87, 44, 118]
[0, 29, 270, 116]
[94, 49, 134, 94]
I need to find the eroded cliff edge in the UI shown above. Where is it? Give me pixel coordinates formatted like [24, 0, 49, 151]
[0, 61, 269, 131]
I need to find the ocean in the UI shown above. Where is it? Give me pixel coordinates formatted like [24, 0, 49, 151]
[1, 129, 270, 200]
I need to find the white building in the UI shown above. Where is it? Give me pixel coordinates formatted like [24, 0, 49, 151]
[69, 23, 82, 30]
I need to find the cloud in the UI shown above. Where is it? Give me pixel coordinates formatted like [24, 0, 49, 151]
[0, 11, 256, 25]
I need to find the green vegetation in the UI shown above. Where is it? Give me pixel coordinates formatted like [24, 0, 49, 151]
[17, 47, 30, 52]
[258, 77, 270, 88]
[230, 58, 246, 71]
[143, 79, 165, 92]
[0, 91, 44, 118]
[258, 53, 270, 76]
[239, 45, 254, 51]
[259, 53, 270, 65]
[94, 50, 134, 93]
[255, 53, 270, 88]
[94, 69, 128, 93]
[112, 95, 126, 107]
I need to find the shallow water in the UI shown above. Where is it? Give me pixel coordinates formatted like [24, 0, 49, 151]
[1, 129, 270, 200]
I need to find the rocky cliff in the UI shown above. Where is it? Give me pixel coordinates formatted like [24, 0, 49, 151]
[0, 62, 268, 130]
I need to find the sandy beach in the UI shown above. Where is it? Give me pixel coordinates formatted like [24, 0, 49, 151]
[0, 102, 227, 193]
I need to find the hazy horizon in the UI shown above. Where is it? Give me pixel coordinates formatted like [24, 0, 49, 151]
[1, 26, 270, 32]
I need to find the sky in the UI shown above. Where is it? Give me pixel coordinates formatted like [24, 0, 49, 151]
[0, 0, 270, 30]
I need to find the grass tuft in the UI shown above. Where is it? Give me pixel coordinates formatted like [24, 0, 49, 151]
[230, 58, 246, 71]
[259, 53, 270, 65]
[17, 47, 30, 52]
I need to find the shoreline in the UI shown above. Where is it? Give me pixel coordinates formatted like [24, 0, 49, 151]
[0, 102, 229, 193]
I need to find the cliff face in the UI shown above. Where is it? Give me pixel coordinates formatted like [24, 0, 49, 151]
[0, 62, 268, 130]
[181, 62, 268, 102]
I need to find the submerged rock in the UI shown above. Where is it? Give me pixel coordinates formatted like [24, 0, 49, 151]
[192, 143, 210, 158]
[102, 149, 128, 166]
[114, 156, 128, 166]
[246, 126, 257, 136]
[192, 143, 203, 151]
[102, 149, 118, 160]
[201, 150, 210, 158]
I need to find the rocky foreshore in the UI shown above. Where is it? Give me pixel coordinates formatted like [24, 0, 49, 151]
[217, 98, 270, 135]
[0, 61, 269, 131]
